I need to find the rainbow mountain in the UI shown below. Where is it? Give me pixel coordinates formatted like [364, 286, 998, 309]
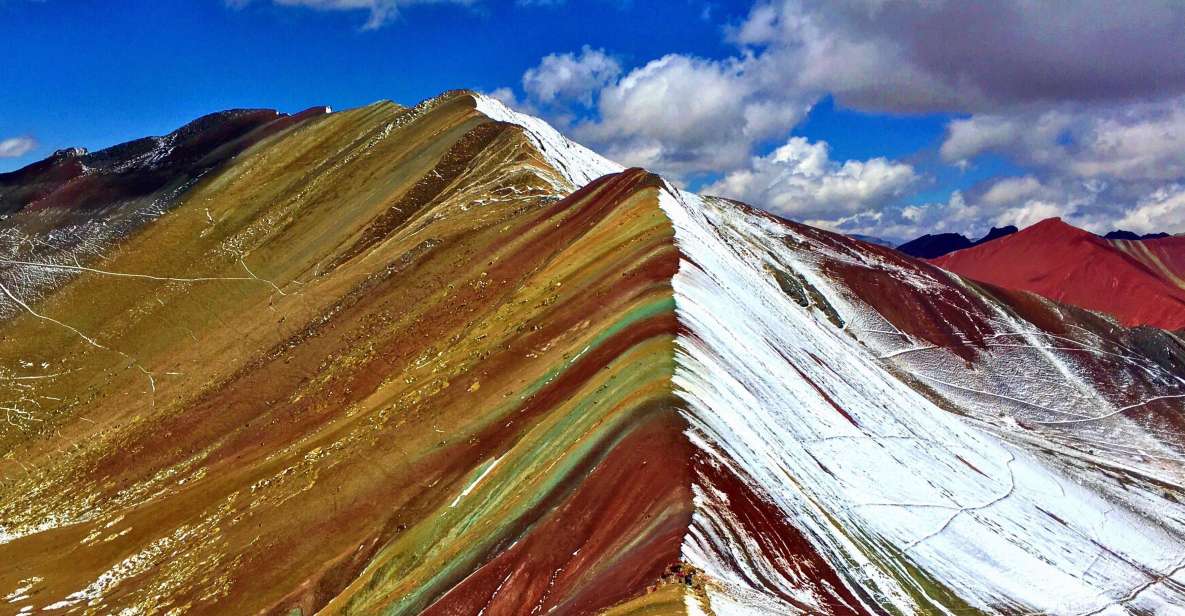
[1, 90, 1183, 615]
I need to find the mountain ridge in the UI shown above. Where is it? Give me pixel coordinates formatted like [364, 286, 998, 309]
[0, 90, 1182, 615]
[896, 225, 1018, 259]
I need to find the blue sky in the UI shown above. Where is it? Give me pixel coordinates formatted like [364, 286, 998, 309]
[4, 1, 1185, 242]
[1, 0, 746, 162]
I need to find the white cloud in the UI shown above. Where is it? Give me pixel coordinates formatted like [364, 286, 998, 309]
[732, 1, 1185, 236]
[932, 100, 1185, 235]
[568, 53, 810, 176]
[940, 116, 1025, 165]
[734, 0, 1185, 113]
[494, 1, 1185, 239]
[939, 111, 1083, 171]
[1066, 105, 1185, 181]
[823, 174, 1113, 243]
[940, 101, 1185, 183]
[485, 87, 522, 108]
[522, 46, 620, 106]
[978, 176, 1050, 209]
[826, 191, 984, 243]
[703, 136, 917, 219]
[1115, 184, 1185, 235]
[0, 137, 36, 159]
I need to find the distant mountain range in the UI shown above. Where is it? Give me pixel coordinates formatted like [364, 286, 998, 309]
[2, 91, 1183, 615]
[1103, 229, 1172, 240]
[895, 225, 1019, 258]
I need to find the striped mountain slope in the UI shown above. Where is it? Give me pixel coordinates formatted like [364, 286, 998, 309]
[0, 91, 1182, 615]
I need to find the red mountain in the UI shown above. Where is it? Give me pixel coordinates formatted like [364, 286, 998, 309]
[931, 217, 1185, 330]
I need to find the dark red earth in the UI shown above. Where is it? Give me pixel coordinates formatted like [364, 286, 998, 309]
[931, 218, 1185, 331]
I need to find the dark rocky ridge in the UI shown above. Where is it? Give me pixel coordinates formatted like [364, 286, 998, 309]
[896, 225, 1018, 259]
[1104, 229, 1172, 240]
[0, 106, 329, 215]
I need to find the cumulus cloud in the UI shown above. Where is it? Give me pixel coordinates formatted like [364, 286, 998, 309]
[0, 137, 36, 159]
[974, 175, 1130, 234]
[227, 0, 473, 29]
[568, 53, 810, 176]
[1063, 105, 1185, 182]
[820, 190, 977, 242]
[934, 100, 1185, 236]
[940, 102, 1185, 182]
[735, 0, 1185, 113]
[941, 115, 1053, 167]
[496, 0, 1185, 238]
[704, 136, 917, 219]
[820, 173, 1121, 243]
[978, 176, 1052, 209]
[747, 0, 1185, 236]
[522, 46, 620, 106]
[1115, 185, 1185, 235]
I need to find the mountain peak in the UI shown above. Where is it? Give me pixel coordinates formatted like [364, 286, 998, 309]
[932, 215, 1185, 329]
[469, 90, 622, 189]
[1024, 216, 1078, 233]
[1000, 217, 1095, 244]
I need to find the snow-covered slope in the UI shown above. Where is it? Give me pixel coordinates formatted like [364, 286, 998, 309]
[660, 185, 1185, 614]
[471, 92, 623, 190]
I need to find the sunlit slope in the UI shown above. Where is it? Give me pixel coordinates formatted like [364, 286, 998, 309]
[3, 90, 1185, 616]
[0, 93, 694, 615]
